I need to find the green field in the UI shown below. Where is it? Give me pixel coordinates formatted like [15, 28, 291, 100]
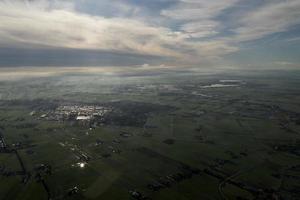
[0, 70, 300, 200]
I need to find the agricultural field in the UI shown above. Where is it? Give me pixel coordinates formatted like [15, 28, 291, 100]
[0, 70, 300, 200]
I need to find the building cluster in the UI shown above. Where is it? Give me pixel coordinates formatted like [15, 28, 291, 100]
[59, 141, 91, 162]
[43, 105, 111, 122]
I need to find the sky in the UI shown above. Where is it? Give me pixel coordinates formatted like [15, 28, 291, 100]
[0, 0, 300, 69]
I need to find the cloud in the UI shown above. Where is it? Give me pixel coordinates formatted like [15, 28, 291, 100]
[233, 0, 300, 42]
[161, 0, 239, 39]
[0, 1, 182, 57]
[180, 20, 220, 38]
[162, 0, 300, 53]
[74, 0, 141, 18]
[0, 66, 126, 81]
[0, 0, 299, 68]
[274, 61, 295, 66]
[285, 36, 300, 42]
[0, 0, 239, 66]
[161, 0, 239, 20]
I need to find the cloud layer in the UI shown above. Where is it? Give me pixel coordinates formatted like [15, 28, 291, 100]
[0, 0, 299, 67]
[0, 1, 182, 57]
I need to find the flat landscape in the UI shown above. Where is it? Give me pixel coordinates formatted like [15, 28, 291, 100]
[0, 70, 299, 200]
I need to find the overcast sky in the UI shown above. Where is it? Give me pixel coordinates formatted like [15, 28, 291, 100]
[0, 0, 300, 69]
